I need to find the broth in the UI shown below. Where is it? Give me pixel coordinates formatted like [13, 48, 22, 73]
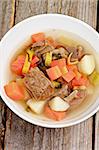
[8, 29, 99, 120]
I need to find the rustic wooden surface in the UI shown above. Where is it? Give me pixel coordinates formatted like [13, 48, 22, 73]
[0, 0, 99, 150]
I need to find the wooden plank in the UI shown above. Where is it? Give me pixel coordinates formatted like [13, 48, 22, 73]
[4, 109, 35, 150]
[0, 101, 6, 150]
[47, 0, 61, 13]
[61, 0, 97, 29]
[95, 112, 99, 150]
[95, 1, 99, 149]
[0, 0, 15, 150]
[0, 0, 15, 38]
[3, 0, 98, 150]
[4, 0, 47, 150]
[15, 0, 47, 23]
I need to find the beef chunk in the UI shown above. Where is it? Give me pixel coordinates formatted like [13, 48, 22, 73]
[51, 47, 68, 59]
[24, 67, 54, 100]
[65, 45, 84, 60]
[32, 41, 45, 48]
[64, 89, 87, 107]
[54, 84, 68, 98]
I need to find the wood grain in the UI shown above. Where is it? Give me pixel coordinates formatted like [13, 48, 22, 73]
[0, 0, 15, 149]
[61, 0, 97, 29]
[0, 101, 6, 150]
[95, 112, 99, 150]
[15, 0, 47, 23]
[47, 0, 61, 13]
[95, 6, 99, 148]
[0, 0, 98, 150]
[0, 0, 14, 38]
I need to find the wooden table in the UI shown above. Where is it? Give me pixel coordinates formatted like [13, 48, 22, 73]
[0, 0, 99, 150]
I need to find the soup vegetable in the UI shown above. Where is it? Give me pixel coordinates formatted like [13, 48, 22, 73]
[4, 32, 99, 121]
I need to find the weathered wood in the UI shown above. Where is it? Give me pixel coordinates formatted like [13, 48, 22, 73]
[0, 0, 15, 150]
[15, 0, 47, 23]
[0, 101, 6, 150]
[4, 109, 36, 150]
[61, 0, 97, 29]
[95, 3, 99, 148]
[47, 0, 61, 13]
[3, 0, 48, 150]
[95, 112, 99, 150]
[10, 0, 16, 28]
[0, 0, 14, 38]
[1, 0, 98, 150]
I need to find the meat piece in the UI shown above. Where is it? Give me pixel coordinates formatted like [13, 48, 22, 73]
[64, 90, 78, 103]
[34, 46, 47, 58]
[32, 41, 45, 48]
[40, 45, 54, 54]
[38, 60, 47, 74]
[52, 47, 68, 59]
[56, 45, 69, 53]
[66, 45, 84, 60]
[57, 77, 66, 84]
[32, 40, 54, 53]
[71, 45, 84, 60]
[65, 46, 76, 54]
[76, 89, 87, 99]
[56, 44, 84, 60]
[35, 45, 54, 58]
[76, 45, 84, 59]
[70, 89, 87, 106]
[54, 84, 68, 98]
[32, 40, 48, 57]
[67, 81, 73, 94]
[64, 89, 87, 106]
[24, 67, 54, 100]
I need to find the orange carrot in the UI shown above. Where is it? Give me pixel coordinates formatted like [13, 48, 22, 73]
[44, 105, 66, 121]
[32, 32, 45, 43]
[72, 76, 89, 87]
[46, 66, 62, 80]
[62, 71, 76, 82]
[4, 81, 30, 101]
[46, 37, 58, 48]
[4, 82, 24, 101]
[67, 65, 78, 72]
[73, 70, 82, 79]
[11, 55, 25, 76]
[67, 64, 81, 79]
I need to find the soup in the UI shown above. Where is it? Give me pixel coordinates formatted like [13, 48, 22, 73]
[4, 30, 99, 121]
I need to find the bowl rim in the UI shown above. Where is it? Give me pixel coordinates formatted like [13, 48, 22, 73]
[0, 14, 99, 128]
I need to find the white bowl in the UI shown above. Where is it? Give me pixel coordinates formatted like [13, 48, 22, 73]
[0, 14, 99, 128]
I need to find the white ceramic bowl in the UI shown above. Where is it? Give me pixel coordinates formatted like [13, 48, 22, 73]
[0, 14, 99, 128]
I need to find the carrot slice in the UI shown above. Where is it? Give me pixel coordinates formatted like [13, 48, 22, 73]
[51, 58, 67, 75]
[67, 65, 81, 79]
[72, 76, 89, 87]
[67, 65, 78, 71]
[4, 82, 25, 101]
[46, 66, 62, 80]
[46, 37, 58, 48]
[53, 110, 66, 121]
[51, 58, 66, 68]
[73, 70, 82, 79]
[11, 55, 25, 76]
[32, 32, 45, 43]
[44, 105, 56, 120]
[62, 71, 76, 82]
[16, 79, 30, 100]
[44, 105, 66, 121]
